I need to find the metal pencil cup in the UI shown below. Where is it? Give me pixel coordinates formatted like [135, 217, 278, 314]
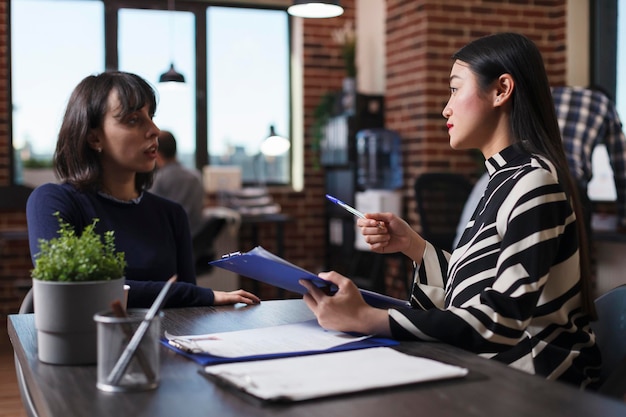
[94, 309, 163, 392]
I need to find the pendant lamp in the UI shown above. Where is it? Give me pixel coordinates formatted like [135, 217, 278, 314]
[159, 63, 185, 83]
[260, 125, 291, 156]
[287, 0, 344, 19]
[159, 0, 185, 84]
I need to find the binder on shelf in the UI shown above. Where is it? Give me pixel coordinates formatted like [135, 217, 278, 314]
[209, 246, 410, 309]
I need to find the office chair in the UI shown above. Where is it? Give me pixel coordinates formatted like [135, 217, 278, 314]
[14, 288, 39, 417]
[413, 172, 473, 252]
[192, 216, 227, 275]
[590, 285, 626, 400]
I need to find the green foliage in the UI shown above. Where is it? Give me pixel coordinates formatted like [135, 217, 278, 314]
[32, 213, 126, 282]
[22, 158, 54, 168]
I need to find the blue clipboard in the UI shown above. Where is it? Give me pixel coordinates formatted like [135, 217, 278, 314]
[209, 246, 411, 309]
[161, 336, 399, 366]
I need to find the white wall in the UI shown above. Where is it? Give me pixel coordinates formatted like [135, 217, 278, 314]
[566, 0, 590, 87]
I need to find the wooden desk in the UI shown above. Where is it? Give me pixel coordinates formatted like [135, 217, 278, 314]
[9, 299, 626, 417]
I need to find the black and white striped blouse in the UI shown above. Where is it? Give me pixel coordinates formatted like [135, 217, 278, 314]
[389, 144, 601, 388]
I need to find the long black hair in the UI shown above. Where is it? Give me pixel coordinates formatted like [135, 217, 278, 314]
[453, 32, 595, 317]
[54, 71, 158, 192]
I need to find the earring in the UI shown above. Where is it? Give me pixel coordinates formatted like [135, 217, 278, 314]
[96, 147, 102, 153]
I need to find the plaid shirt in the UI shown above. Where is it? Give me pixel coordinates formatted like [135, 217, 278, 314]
[552, 86, 626, 225]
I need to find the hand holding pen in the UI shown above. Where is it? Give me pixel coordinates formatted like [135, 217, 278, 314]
[325, 194, 385, 229]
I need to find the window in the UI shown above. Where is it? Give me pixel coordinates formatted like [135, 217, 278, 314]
[207, 7, 290, 185]
[11, 0, 104, 184]
[11, 0, 292, 187]
[118, 8, 197, 168]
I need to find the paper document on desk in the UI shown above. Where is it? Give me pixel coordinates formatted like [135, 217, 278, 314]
[210, 246, 411, 309]
[202, 347, 468, 402]
[166, 319, 370, 358]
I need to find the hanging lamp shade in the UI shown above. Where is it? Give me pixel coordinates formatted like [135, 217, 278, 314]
[287, 0, 344, 18]
[260, 125, 290, 156]
[159, 63, 185, 83]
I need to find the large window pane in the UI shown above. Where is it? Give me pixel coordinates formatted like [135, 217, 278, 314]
[11, 0, 104, 185]
[118, 8, 196, 169]
[207, 7, 290, 184]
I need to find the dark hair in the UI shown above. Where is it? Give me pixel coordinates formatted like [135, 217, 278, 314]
[157, 130, 177, 159]
[54, 71, 158, 192]
[453, 33, 595, 317]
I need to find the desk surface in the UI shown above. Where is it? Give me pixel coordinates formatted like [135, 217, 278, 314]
[9, 299, 626, 417]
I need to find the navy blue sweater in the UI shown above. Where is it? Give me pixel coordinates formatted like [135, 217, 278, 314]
[26, 182, 215, 308]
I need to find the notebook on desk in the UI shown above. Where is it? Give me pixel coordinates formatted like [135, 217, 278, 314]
[209, 246, 411, 309]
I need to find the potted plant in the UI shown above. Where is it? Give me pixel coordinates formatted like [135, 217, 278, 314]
[31, 212, 127, 365]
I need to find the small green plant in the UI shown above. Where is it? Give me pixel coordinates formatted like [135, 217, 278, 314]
[32, 212, 126, 282]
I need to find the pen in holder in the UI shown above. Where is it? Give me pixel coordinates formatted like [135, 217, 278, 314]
[94, 308, 163, 392]
[95, 275, 176, 392]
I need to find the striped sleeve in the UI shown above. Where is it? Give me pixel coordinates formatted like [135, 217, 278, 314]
[390, 162, 578, 353]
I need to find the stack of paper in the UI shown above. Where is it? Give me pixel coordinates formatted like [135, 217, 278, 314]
[202, 347, 468, 402]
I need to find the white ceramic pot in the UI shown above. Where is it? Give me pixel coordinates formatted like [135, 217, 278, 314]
[33, 277, 125, 365]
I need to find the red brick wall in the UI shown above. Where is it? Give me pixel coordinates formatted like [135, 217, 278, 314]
[0, 0, 568, 305]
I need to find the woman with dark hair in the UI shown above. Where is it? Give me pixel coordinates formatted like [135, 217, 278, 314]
[300, 33, 601, 388]
[26, 71, 260, 308]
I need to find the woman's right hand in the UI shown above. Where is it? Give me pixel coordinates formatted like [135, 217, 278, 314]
[357, 212, 425, 262]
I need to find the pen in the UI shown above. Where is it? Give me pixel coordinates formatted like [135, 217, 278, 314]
[110, 299, 155, 381]
[325, 194, 366, 219]
[325, 194, 384, 228]
[106, 275, 177, 385]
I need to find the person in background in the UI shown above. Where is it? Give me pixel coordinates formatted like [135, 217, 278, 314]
[552, 85, 626, 234]
[151, 130, 204, 237]
[300, 32, 600, 389]
[26, 71, 260, 308]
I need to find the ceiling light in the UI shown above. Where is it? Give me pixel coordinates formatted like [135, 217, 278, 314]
[159, 0, 185, 84]
[159, 63, 185, 83]
[287, 1, 344, 19]
[261, 125, 291, 156]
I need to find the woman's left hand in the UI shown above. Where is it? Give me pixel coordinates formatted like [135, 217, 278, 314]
[213, 289, 261, 305]
[299, 271, 390, 336]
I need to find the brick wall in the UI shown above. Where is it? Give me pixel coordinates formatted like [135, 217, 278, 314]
[0, 0, 568, 305]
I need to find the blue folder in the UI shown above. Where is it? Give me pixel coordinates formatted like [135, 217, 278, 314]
[162, 336, 399, 366]
[209, 246, 411, 309]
